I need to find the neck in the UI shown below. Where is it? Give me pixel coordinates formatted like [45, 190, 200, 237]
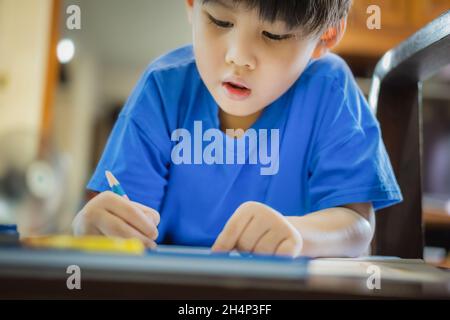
[219, 108, 263, 138]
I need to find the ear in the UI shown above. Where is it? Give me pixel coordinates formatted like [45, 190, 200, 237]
[185, 0, 195, 24]
[312, 18, 347, 59]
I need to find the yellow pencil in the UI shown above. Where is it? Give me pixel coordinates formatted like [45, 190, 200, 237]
[22, 235, 145, 255]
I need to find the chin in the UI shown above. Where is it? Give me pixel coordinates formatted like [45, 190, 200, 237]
[219, 103, 262, 117]
[215, 95, 260, 116]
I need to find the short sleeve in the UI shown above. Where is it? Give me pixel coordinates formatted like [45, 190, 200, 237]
[308, 78, 403, 212]
[87, 72, 172, 212]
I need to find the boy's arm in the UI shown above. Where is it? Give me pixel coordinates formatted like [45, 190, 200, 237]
[286, 203, 375, 258]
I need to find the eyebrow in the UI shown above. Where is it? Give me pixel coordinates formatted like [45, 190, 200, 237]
[204, 0, 237, 12]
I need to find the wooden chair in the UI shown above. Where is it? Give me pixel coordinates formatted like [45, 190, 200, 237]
[369, 11, 450, 258]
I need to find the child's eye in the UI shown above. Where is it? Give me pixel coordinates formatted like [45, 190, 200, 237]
[207, 13, 233, 29]
[262, 31, 293, 41]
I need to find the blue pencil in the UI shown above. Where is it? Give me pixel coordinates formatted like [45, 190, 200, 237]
[105, 171, 129, 200]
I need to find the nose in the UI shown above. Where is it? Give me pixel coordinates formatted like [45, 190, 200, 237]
[225, 34, 256, 71]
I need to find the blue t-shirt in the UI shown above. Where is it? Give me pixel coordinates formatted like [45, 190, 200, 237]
[87, 45, 402, 246]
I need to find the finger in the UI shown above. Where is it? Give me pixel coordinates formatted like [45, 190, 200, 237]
[102, 192, 158, 240]
[275, 238, 301, 258]
[131, 201, 160, 226]
[96, 209, 156, 249]
[236, 220, 270, 253]
[212, 214, 254, 252]
[253, 230, 286, 255]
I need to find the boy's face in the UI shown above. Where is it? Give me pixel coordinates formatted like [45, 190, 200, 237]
[186, 0, 321, 117]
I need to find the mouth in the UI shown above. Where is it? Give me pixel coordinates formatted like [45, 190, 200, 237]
[222, 81, 252, 100]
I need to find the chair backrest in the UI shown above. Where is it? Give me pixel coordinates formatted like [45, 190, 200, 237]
[369, 11, 450, 258]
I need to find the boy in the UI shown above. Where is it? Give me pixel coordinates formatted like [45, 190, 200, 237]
[72, 0, 402, 258]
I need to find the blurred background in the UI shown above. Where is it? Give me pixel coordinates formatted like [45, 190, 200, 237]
[0, 0, 449, 264]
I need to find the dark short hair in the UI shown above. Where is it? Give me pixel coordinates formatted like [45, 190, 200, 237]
[202, 0, 352, 35]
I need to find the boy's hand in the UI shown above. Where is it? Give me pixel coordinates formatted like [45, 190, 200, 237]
[211, 201, 303, 257]
[72, 191, 160, 248]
